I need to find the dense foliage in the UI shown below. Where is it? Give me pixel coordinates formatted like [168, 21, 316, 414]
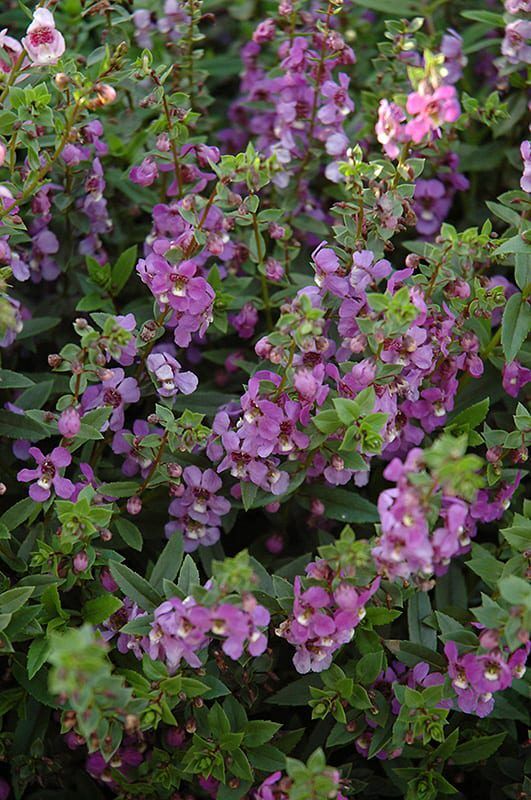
[0, 0, 529, 798]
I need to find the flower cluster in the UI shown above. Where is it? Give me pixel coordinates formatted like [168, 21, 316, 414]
[445, 638, 529, 717]
[146, 593, 270, 672]
[276, 557, 380, 673]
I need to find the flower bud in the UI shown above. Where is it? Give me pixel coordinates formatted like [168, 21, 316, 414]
[73, 551, 88, 573]
[48, 353, 63, 368]
[58, 407, 81, 438]
[127, 496, 142, 515]
[55, 73, 69, 90]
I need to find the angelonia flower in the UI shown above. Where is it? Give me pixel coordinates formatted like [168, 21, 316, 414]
[444, 638, 529, 717]
[502, 19, 531, 64]
[81, 368, 140, 431]
[502, 360, 531, 397]
[520, 141, 531, 193]
[276, 558, 380, 673]
[144, 592, 270, 673]
[146, 351, 198, 397]
[17, 446, 74, 502]
[22, 8, 65, 66]
[58, 407, 81, 439]
[165, 465, 231, 552]
[371, 449, 477, 581]
[86, 737, 146, 789]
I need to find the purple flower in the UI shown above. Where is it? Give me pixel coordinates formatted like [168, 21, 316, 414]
[520, 141, 531, 193]
[166, 466, 230, 552]
[441, 29, 466, 84]
[81, 368, 140, 431]
[231, 302, 259, 339]
[58, 407, 81, 438]
[502, 360, 531, 397]
[148, 597, 212, 671]
[413, 179, 451, 236]
[502, 20, 531, 64]
[318, 73, 354, 125]
[130, 157, 159, 186]
[17, 446, 74, 502]
[147, 351, 198, 397]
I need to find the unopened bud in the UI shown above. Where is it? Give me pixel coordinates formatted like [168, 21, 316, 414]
[48, 353, 63, 368]
[127, 496, 142, 515]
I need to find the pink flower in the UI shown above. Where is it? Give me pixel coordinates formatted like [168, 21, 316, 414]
[22, 8, 65, 66]
[405, 85, 460, 143]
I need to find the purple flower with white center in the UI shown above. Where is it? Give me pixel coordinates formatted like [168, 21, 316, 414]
[17, 446, 74, 502]
[441, 29, 467, 84]
[166, 465, 230, 552]
[81, 367, 140, 431]
[502, 360, 531, 397]
[312, 241, 349, 297]
[148, 597, 212, 671]
[147, 351, 198, 397]
[349, 250, 391, 293]
[444, 642, 495, 717]
[519, 141, 531, 193]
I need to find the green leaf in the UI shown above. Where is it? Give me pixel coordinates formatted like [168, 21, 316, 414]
[114, 518, 143, 551]
[0, 370, 35, 389]
[243, 720, 282, 747]
[268, 675, 318, 706]
[0, 498, 36, 530]
[26, 638, 49, 680]
[460, 10, 504, 25]
[355, 651, 384, 685]
[230, 748, 253, 781]
[177, 554, 200, 594]
[0, 411, 48, 441]
[0, 586, 34, 614]
[150, 534, 184, 593]
[299, 485, 378, 523]
[447, 399, 490, 430]
[408, 592, 437, 649]
[98, 481, 139, 498]
[109, 562, 160, 611]
[247, 744, 286, 772]
[350, 0, 422, 15]
[16, 317, 61, 341]
[498, 575, 531, 606]
[112, 245, 138, 294]
[452, 733, 506, 765]
[501, 292, 531, 362]
[83, 595, 123, 625]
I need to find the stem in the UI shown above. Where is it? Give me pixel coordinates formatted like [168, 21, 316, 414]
[252, 211, 273, 331]
[481, 326, 502, 360]
[137, 431, 169, 495]
[0, 98, 84, 220]
[0, 51, 26, 106]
